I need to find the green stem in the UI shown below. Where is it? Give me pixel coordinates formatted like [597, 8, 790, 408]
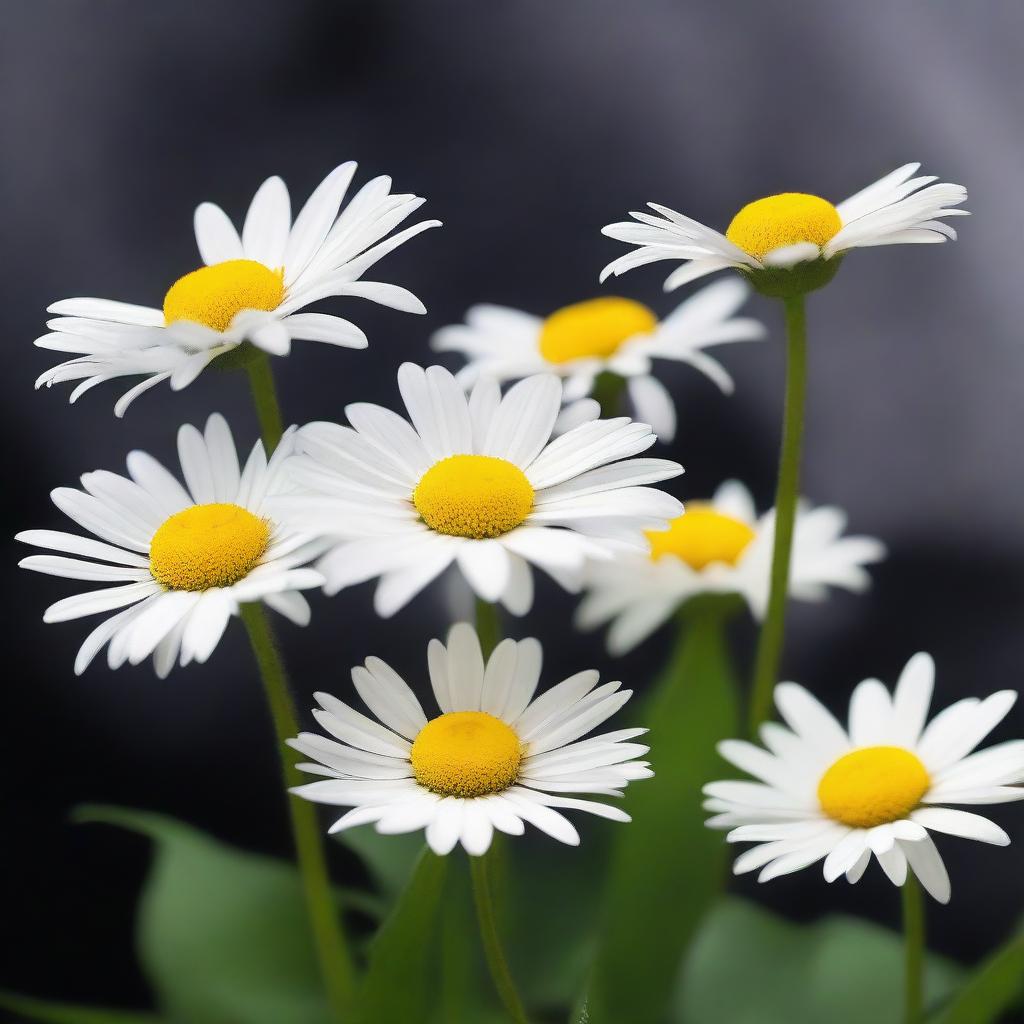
[245, 352, 285, 452]
[239, 602, 355, 1019]
[469, 850, 530, 1024]
[475, 597, 501, 658]
[748, 294, 808, 733]
[903, 875, 925, 1024]
[591, 371, 626, 419]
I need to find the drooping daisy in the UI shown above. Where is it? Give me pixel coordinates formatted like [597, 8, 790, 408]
[705, 654, 1024, 903]
[575, 480, 885, 655]
[269, 363, 683, 617]
[289, 622, 651, 855]
[36, 163, 441, 415]
[16, 414, 323, 676]
[601, 163, 968, 298]
[431, 279, 766, 440]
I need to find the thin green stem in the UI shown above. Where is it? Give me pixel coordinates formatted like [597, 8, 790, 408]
[748, 294, 808, 733]
[240, 602, 355, 1020]
[591, 370, 626, 419]
[245, 352, 285, 452]
[475, 598, 501, 657]
[902, 875, 926, 1024]
[470, 851, 530, 1024]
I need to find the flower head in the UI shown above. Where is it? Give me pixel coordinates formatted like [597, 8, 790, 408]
[36, 164, 440, 414]
[601, 163, 967, 298]
[16, 414, 323, 675]
[290, 622, 651, 855]
[706, 654, 1024, 903]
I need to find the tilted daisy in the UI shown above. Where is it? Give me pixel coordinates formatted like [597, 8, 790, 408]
[601, 163, 968, 298]
[36, 163, 441, 415]
[270, 363, 683, 617]
[431, 279, 766, 440]
[16, 414, 323, 676]
[705, 654, 1024, 903]
[289, 622, 651, 855]
[576, 480, 885, 654]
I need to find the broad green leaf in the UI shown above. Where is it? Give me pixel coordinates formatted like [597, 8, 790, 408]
[336, 825, 423, 903]
[678, 897, 964, 1024]
[931, 924, 1024, 1024]
[76, 805, 331, 1024]
[587, 599, 741, 1024]
[0, 992, 160, 1024]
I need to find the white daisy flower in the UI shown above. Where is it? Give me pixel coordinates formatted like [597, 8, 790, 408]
[576, 480, 885, 655]
[601, 163, 968, 298]
[269, 363, 684, 618]
[431, 279, 766, 441]
[35, 163, 441, 415]
[16, 414, 323, 676]
[706, 654, 1024, 903]
[289, 622, 652, 856]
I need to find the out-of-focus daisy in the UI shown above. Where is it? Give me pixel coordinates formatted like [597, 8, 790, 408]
[601, 163, 968, 297]
[36, 163, 440, 415]
[431, 279, 765, 440]
[16, 414, 322, 676]
[289, 622, 651, 855]
[270, 363, 683, 617]
[706, 654, 1024, 903]
[576, 480, 884, 654]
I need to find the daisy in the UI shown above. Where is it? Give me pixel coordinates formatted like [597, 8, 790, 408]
[431, 278, 766, 440]
[35, 163, 441, 415]
[601, 163, 968, 297]
[705, 653, 1024, 903]
[269, 362, 683, 617]
[289, 622, 652, 855]
[16, 414, 323, 676]
[576, 480, 885, 654]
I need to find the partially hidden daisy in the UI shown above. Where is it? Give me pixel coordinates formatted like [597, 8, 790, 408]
[16, 414, 323, 676]
[431, 278, 766, 440]
[576, 480, 885, 654]
[289, 622, 651, 855]
[36, 163, 441, 415]
[706, 654, 1024, 903]
[601, 163, 968, 297]
[269, 363, 684, 617]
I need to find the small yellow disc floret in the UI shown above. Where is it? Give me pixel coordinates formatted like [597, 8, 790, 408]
[163, 259, 284, 333]
[413, 455, 534, 539]
[539, 297, 657, 364]
[646, 505, 755, 570]
[150, 503, 270, 591]
[725, 193, 841, 262]
[411, 711, 522, 797]
[818, 746, 930, 829]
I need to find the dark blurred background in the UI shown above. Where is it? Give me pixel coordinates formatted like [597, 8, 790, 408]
[2, 0, 1022, 1011]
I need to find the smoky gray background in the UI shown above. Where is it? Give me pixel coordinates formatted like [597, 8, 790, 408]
[2, 0, 1022, 1010]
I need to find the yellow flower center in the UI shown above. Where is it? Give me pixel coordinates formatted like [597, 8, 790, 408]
[539, 297, 657, 364]
[163, 259, 284, 333]
[646, 505, 755, 570]
[818, 746, 931, 829]
[413, 455, 534, 539]
[725, 193, 841, 262]
[411, 711, 523, 797]
[149, 503, 270, 591]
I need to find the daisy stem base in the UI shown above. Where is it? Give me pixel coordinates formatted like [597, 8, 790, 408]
[245, 352, 285, 452]
[469, 849, 530, 1024]
[748, 294, 807, 734]
[239, 601, 356, 1020]
[902, 874, 926, 1024]
[475, 598, 501, 657]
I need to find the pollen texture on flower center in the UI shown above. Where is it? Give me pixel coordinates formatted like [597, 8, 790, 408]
[149, 503, 270, 591]
[163, 259, 285, 332]
[817, 746, 931, 829]
[646, 505, 755, 570]
[411, 711, 523, 797]
[413, 455, 534, 539]
[725, 193, 841, 262]
[539, 297, 657, 364]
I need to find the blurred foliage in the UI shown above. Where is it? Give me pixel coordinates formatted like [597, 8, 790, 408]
[931, 925, 1023, 1024]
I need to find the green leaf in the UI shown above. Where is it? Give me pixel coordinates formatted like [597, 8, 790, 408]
[76, 805, 330, 1024]
[678, 897, 964, 1024]
[336, 825, 424, 903]
[0, 992, 160, 1024]
[587, 598, 741, 1024]
[930, 925, 1024, 1024]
